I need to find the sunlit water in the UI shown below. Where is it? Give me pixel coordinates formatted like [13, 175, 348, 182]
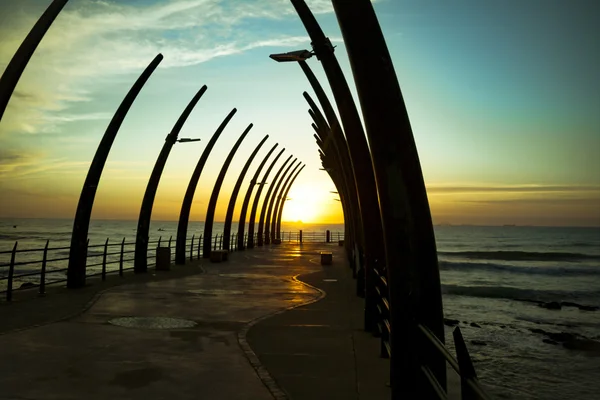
[1, 220, 599, 399]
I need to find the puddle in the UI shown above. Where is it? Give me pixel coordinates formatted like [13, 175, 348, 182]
[108, 317, 197, 330]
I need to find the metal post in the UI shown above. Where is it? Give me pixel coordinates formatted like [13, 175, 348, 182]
[190, 234, 195, 261]
[236, 143, 278, 250]
[247, 149, 286, 248]
[67, 54, 163, 288]
[168, 236, 172, 248]
[39, 240, 49, 295]
[202, 124, 253, 258]
[223, 135, 269, 250]
[0, 0, 69, 122]
[176, 108, 237, 264]
[102, 238, 108, 281]
[197, 234, 202, 259]
[332, 0, 446, 393]
[299, 230, 303, 244]
[258, 156, 295, 246]
[119, 237, 125, 277]
[135, 85, 207, 273]
[6, 242, 17, 302]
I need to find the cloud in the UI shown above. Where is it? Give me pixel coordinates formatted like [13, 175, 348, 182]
[0, 0, 340, 136]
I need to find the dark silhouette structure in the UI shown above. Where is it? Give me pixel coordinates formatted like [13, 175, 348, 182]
[270, 162, 302, 242]
[257, 156, 295, 246]
[175, 109, 237, 264]
[0, 0, 69, 122]
[222, 135, 269, 250]
[247, 149, 287, 249]
[275, 164, 306, 240]
[67, 54, 163, 288]
[134, 85, 207, 273]
[202, 124, 253, 258]
[236, 144, 279, 250]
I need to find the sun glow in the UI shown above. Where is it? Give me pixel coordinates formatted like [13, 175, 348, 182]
[281, 183, 338, 224]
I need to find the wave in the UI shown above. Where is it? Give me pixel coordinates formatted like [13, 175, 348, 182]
[442, 284, 600, 304]
[438, 250, 600, 262]
[440, 260, 600, 277]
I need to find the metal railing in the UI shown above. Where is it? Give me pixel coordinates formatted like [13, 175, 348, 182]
[370, 266, 490, 399]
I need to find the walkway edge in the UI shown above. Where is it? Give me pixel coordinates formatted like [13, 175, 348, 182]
[237, 271, 327, 400]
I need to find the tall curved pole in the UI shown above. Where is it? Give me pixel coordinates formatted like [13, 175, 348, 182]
[332, 1, 446, 393]
[290, 0, 386, 330]
[134, 85, 207, 273]
[175, 108, 237, 264]
[67, 54, 163, 289]
[236, 143, 279, 250]
[0, 0, 69, 122]
[202, 124, 253, 257]
[275, 164, 305, 240]
[270, 162, 302, 242]
[257, 155, 294, 246]
[261, 158, 297, 245]
[222, 135, 269, 250]
[247, 149, 286, 249]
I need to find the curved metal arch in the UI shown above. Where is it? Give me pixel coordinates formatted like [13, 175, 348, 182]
[175, 108, 237, 264]
[222, 134, 269, 250]
[275, 164, 305, 240]
[67, 54, 163, 289]
[247, 149, 287, 248]
[332, 0, 445, 391]
[256, 154, 294, 246]
[264, 159, 299, 245]
[0, 0, 69, 122]
[236, 143, 279, 250]
[270, 162, 302, 241]
[134, 85, 207, 273]
[202, 123, 253, 257]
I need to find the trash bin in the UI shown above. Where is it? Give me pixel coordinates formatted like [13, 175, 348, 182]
[156, 247, 171, 271]
[320, 251, 333, 265]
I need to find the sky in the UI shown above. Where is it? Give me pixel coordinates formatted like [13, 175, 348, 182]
[0, 0, 599, 227]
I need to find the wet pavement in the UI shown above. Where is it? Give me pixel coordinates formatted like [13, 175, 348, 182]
[0, 242, 391, 399]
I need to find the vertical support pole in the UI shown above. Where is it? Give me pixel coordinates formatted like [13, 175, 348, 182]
[453, 327, 478, 400]
[198, 234, 202, 259]
[135, 85, 207, 273]
[176, 108, 237, 264]
[247, 149, 286, 249]
[6, 242, 17, 302]
[102, 238, 108, 281]
[326, 230, 330, 243]
[119, 237, 125, 277]
[67, 54, 163, 288]
[299, 230, 303, 244]
[190, 234, 195, 261]
[223, 135, 269, 250]
[157, 236, 162, 247]
[39, 240, 49, 295]
[168, 236, 173, 248]
[0, 0, 69, 122]
[202, 124, 253, 257]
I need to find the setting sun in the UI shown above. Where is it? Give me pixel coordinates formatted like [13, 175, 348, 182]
[281, 183, 342, 223]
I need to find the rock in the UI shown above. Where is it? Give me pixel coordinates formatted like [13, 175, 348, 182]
[539, 301, 562, 310]
[470, 322, 481, 328]
[578, 305, 599, 311]
[547, 332, 577, 342]
[543, 339, 559, 345]
[561, 301, 598, 311]
[444, 318, 460, 327]
[500, 325, 506, 329]
[19, 282, 36, 289]
[530, 328, 547, 335]
[470, 340, 487, 346]
[562, 338, 600, 354]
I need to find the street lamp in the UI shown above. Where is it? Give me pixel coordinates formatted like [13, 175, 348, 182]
[269, 49, 314, 62]
[177, 138, 201, 143]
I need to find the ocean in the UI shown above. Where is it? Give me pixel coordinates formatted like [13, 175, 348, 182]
[1, 219, 599, 399]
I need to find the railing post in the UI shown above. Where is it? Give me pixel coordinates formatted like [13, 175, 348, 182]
[39, 240, 49, 295]
[168, 235, 173, 248]
[6, 241, 17, 302]
[157, 236, 162, 247]
[219, 234, 223, 250]
[326, 230, 330, 243]
[299, 230, 303, 244]
[119, 237, 125, 277]
[453, 327, 478, 400]
[190, 234, 195, 261]
[198, 234, 202, 259]
[102, 238, 108, 281]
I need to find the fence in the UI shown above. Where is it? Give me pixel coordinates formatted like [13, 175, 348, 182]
[0, 230, 344, 301]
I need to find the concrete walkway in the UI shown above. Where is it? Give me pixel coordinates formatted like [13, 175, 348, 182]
[0, 242, 391, 399]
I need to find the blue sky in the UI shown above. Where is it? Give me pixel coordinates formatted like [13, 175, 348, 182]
[0, 0, 598, 226]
